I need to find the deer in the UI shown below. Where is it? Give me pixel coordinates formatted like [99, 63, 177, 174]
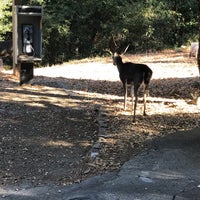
[112, 52, 153, 122]
[0, 40, 13, 57]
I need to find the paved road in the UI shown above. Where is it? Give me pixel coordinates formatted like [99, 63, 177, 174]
[1, 128, 200, 200]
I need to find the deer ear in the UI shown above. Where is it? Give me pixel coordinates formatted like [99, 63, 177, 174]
[114, 52, 119, 57]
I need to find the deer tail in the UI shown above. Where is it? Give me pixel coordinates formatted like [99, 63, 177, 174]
[144, 68, 153, 85]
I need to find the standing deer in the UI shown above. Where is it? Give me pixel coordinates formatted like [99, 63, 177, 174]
[112, 52, 153, 122]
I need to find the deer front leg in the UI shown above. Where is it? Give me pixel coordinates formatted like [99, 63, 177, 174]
[130, 83, 134, 112]
[123, 80, 128, 110]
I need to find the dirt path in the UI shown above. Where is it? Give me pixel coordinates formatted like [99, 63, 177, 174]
[0, 51, 199, 186]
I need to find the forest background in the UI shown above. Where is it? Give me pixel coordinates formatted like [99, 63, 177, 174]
[0, 0, 199, 66]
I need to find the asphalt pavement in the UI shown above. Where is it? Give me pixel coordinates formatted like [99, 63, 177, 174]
[0, 128, 200, 200]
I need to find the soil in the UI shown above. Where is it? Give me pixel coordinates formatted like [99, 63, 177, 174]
[0, 51, 200, 186]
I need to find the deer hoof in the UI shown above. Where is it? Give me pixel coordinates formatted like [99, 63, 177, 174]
[143, 112, 147, 116]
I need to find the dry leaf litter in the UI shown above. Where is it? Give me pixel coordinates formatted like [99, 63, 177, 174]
[0, 51, 199, 186]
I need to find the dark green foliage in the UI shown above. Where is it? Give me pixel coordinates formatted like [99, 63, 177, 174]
[0, 0, 199, 65]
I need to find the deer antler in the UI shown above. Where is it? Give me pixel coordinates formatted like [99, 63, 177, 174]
[122, 44, 130, 55]
[111, 34, 130, 55]
[112, 34, 119, 49]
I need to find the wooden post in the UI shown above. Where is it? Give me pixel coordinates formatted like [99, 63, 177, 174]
[12, 0, 21, 77]
[12, 0, 35, 85]
[198, 0, 200, 76]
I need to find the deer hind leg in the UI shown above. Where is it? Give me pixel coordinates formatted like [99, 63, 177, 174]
[133, 92, 138, 123]
[143, 84, 149, 116]
[133, 84, 140, 122]
[143, 92, 147, 116]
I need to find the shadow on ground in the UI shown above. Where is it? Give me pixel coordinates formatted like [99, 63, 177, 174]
[0, 72, 199, 187]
